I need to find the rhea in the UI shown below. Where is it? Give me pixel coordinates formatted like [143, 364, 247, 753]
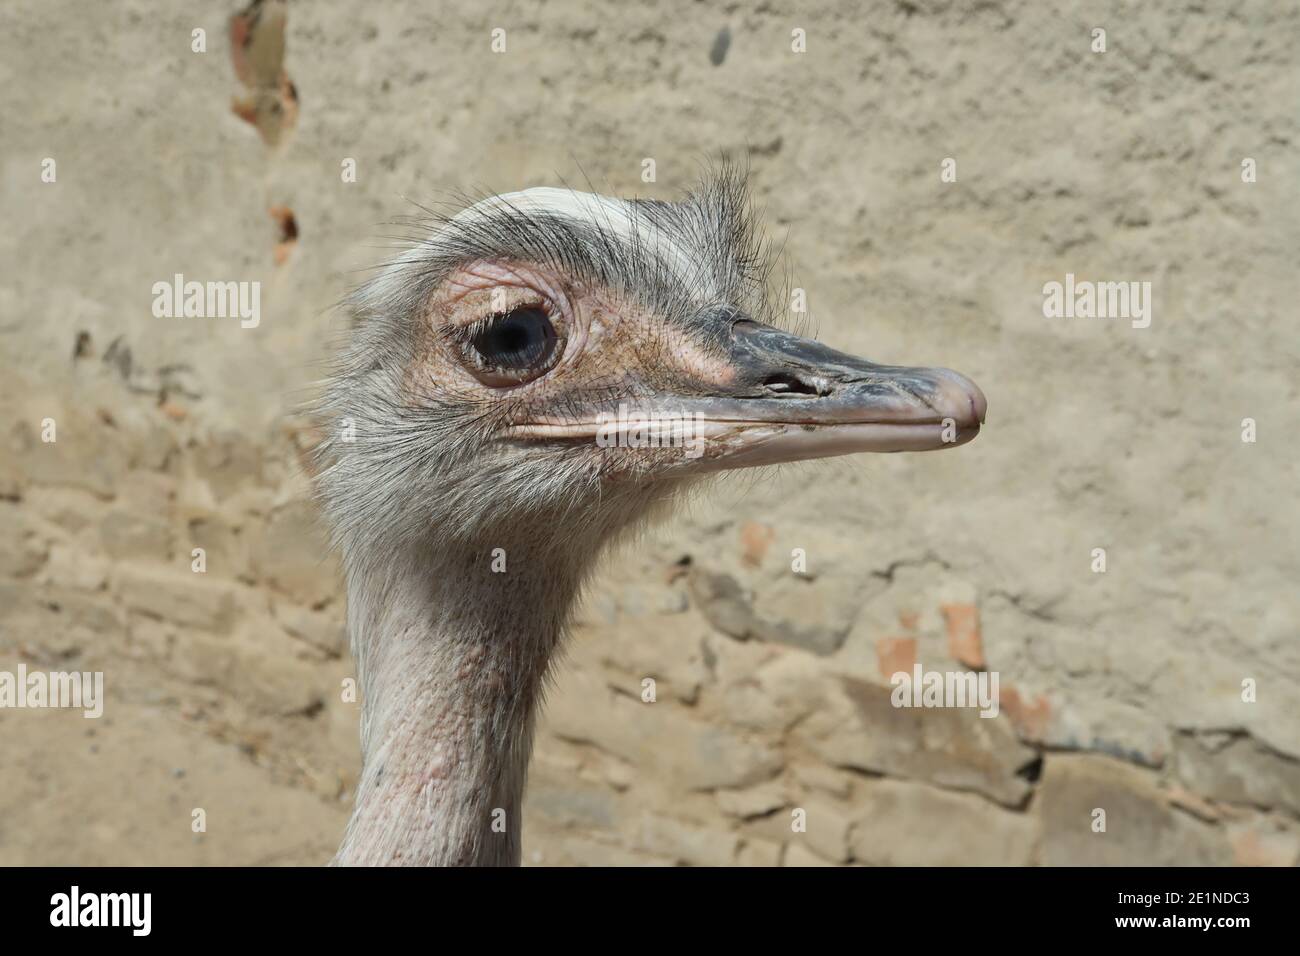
[315, 167, 986, 866]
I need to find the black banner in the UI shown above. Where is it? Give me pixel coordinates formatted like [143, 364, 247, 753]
[0, 866, 1280, 941]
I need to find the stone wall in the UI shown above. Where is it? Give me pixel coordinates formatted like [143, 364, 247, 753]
[1, 0, 1296, 865]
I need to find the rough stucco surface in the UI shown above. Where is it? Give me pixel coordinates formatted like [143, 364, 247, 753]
[1, 1, 1297, 864]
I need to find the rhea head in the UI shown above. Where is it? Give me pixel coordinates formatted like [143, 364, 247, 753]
[317, 165, 986, 570]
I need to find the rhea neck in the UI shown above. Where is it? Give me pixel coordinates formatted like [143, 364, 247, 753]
[332, 532, 585, 866]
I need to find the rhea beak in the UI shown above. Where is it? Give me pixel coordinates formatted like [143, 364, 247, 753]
[508, 317, 986, 472]
[668, 318, 987, 472]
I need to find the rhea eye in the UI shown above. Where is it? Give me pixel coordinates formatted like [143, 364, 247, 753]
[465, 306, 561, 385]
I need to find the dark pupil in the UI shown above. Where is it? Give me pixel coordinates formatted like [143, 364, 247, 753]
[473, 307, 553, 369]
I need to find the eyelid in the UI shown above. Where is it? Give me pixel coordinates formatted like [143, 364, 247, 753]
[437, 279, 569, 331]
[442, 261, 569, 317]
[443, 303, 552, 343]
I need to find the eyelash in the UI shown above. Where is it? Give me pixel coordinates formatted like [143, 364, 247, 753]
[454, 301, 550, 344]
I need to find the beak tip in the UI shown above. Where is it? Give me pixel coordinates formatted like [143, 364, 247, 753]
[933, 368, 987, 428]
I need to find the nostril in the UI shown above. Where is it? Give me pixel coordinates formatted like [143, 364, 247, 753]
[762, 372, 826, 397]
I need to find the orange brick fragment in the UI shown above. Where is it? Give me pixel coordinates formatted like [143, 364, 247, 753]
[875, 636, 917, 681]
[1000, 685, 1051, 741]
[941, 602, 984, 669]
[739, 521, 775, 567]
